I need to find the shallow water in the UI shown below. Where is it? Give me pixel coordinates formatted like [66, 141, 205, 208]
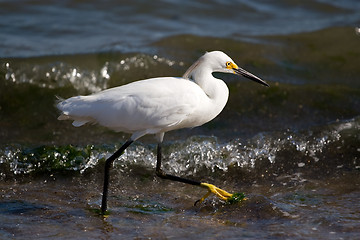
[1, 162, 359, 239]
[1, 0, 360, 239]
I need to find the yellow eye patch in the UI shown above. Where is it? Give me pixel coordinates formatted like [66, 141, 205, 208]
[225, 61, 238, 69]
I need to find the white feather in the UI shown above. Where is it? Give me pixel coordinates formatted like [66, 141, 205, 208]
[57, 51, 266, 141]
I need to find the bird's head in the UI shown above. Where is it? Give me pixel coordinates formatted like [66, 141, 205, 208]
[184, 51, 269, 87]
[207, 51, 269, 87]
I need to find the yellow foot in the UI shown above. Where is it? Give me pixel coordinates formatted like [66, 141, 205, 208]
[195, 183, 246, 205]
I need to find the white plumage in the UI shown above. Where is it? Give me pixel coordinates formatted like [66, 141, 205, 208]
[57, 51, 268, 142]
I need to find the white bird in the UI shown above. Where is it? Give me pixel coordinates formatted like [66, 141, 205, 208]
[57, 51, 269, 214]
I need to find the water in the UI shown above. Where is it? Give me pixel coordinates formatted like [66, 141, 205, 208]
[1, 0, 360, 239]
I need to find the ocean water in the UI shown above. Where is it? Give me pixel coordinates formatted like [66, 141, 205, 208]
[1, 0, 360, 239]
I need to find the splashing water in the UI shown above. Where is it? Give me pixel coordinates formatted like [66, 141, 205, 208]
[1, 118, 358, 180]
[2, 54, 184, 95]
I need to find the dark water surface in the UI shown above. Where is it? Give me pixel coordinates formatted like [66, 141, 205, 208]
[1, 0, 360, 239]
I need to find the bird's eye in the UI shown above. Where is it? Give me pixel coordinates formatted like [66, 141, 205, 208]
[226, 61, 232, 68]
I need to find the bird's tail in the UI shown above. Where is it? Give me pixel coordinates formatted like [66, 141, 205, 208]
[56, 96, 95, 127]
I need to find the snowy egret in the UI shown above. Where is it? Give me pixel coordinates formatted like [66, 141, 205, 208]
[57, 51, 269, 213]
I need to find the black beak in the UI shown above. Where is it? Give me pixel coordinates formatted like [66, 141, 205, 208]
[234, 67, 269, 87]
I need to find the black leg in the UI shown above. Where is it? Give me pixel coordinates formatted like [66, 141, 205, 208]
[154, 143, 239, 205]
[155, 143, 201, 186]
[101, 140, 133, 214]
[101, 141, 238, 213]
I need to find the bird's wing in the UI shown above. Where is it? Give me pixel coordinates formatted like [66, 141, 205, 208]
[105, 77, 205, 132]
[57, 77, 206, 133]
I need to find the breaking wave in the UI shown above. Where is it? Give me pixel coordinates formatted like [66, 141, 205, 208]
[1, 117, 358, 180]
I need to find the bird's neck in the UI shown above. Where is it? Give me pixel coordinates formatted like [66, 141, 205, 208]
[193, 69, 229, 109]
